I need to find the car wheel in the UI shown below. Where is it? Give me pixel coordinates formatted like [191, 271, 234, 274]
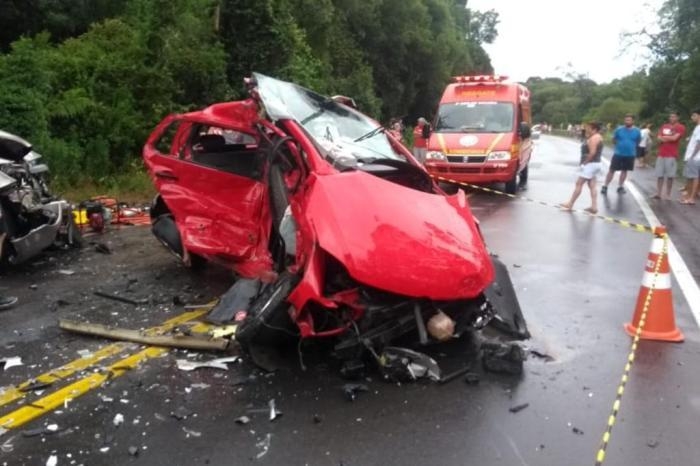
[236, 271, 300, 347]
[152, 214, 184, 257]
[504, 171, 518, 194]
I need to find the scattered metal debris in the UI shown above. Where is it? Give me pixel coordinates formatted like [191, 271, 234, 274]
[529, 349, 555, 362]
[182, 427, 202, 438]
[170, 406, 193, 421]
[439, 366, 472, 385]
[376, 347, 441, 382]
[93, 291, 148, 306]
[269, 399, 281, 421]
[19, 379, 53, 392]
[464, 372, 481, 385]
[509, 403, 530, 413]
[256, 433, 272, 459]
[176, 356, 239, 371]
[95, 243, 112, 254]
[481, 342, 525, 375]
[343, 383, 369, 401]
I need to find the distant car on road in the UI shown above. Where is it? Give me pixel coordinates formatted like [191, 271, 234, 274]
[531, 124, 542, 140]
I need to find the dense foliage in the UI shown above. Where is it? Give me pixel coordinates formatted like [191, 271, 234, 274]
[0, 0, 494, 187]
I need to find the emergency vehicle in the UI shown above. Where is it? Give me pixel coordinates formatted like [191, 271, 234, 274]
[424, 75, 533, 194]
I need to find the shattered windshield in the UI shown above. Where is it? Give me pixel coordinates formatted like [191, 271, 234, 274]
[435, 101, 514, 134]
[254, 73, 405, 163]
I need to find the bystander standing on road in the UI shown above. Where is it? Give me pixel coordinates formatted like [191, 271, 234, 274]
[653, 111, 686, 199]
[680, 109, 700, 205]
[601, 114, 641, 195]
[560, 121, 604, 213]
[636, 123, 653, 168]
[412, 117, 430, 164]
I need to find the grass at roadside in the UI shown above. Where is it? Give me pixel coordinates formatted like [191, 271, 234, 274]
[52, 168, 155, 205]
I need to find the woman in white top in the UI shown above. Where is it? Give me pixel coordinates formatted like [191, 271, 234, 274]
[636, 123, 652, 168]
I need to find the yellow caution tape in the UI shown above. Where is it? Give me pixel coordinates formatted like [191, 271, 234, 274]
[593, 234, 668, 465]
[434, 176, 655, 234]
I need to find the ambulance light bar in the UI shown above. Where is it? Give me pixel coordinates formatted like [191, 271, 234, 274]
[451, 75, 509, 83]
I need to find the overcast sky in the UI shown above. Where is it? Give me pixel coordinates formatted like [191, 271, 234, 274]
[467, 0, 666, 83]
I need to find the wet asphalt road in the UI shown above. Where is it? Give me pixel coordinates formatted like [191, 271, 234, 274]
[1, 135, 700, 466]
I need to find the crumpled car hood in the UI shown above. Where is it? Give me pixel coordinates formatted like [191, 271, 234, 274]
[304, 170, 493, 300]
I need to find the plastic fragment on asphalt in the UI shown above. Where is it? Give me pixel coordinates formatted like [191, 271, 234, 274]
[182, 427, 201, 438]
[256, 433, 271, 459]
[58, 269, 75, 275]
[342, 384, 369, 402]
[99, 446, 110, 453]
[113, 414, 124, 426]
[128, 446, 139, 456]
[1, 356, 23, 370]
[46, 455, 57, 466]
[234, 416, 250, 425]
[46, 424, 59, 432]
[175, 356, 239, 371]
[0, 435, 14, 452]
[269, 399, 281, 421]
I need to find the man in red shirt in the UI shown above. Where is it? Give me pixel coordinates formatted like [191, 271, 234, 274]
[412, 117, 429, 164]
[654, 111, 686, 199]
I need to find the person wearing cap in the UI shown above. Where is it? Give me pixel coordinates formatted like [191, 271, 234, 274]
[680, 108, 700, 205]
[412, 117, 430, 164]
[0, 295, 17, 310]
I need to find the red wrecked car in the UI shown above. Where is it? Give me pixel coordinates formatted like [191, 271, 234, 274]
[143, 73, 528, 359]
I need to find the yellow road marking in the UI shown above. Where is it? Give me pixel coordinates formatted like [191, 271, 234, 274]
[0, 347, 167, 430]
[0, 308, 210, 409]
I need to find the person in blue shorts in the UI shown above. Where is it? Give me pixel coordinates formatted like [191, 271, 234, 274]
[601, 114, 641, 195]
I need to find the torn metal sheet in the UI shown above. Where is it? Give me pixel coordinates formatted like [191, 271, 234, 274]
[206, 278, 261, 325]
[377, 347, 441, 383]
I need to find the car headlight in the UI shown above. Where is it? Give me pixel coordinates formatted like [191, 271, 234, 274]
[487, 151, 511, 161]
[426, 151, 447, 161]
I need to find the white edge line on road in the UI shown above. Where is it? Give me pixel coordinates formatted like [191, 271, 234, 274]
[600, 156, 700, 328]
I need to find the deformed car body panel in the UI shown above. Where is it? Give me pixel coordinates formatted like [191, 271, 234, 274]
[143, 73, 528, 346]
[302, 170, 493, 300]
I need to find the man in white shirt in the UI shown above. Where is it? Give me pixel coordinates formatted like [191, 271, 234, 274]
[637, 123, 652, 168]
[680, 109, 700, 204]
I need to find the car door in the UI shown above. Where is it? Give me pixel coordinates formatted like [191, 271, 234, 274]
[143, 114, 269, 263]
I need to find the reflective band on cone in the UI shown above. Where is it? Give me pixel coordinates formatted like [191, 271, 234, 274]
[625, 227, 683, 342]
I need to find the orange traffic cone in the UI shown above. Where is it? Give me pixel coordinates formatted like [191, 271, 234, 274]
[624, 226, 683, 342]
